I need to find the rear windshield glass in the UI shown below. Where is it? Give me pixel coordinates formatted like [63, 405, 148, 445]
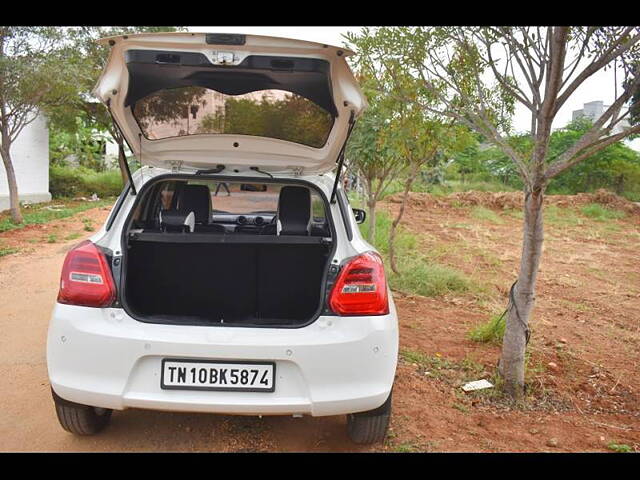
[132, 87, 334, 148]
[130, 178, 330, 237]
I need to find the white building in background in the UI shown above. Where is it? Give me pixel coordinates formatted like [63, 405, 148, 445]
[571, 100, 631, 135]
[0, 113, 51, 211]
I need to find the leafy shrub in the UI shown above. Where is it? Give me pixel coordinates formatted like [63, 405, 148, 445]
[50, 165, 124, 198]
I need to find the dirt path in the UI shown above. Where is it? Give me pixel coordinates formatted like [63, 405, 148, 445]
[0, 197, 639, 452]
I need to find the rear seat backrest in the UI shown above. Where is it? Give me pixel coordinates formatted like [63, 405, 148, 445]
[175, 184, 226, 233]
[178, 185, 212, 225]
[277, 186, 311, 236]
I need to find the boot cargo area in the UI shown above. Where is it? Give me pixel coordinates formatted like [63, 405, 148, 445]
[125, 237, 331, 326]
[120, 176, 336, 327]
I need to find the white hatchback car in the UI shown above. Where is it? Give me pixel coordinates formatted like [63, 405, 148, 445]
[46, 32, 398, 444]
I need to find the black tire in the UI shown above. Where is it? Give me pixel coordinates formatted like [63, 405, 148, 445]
[346, 391, 392, 444]
[51, 389, 112, 435]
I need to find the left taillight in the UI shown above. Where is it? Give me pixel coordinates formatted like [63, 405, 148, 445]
[328, 251, 389, 316]
[57, 240, 116, 308]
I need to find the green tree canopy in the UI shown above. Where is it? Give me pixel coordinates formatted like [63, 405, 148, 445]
[196, 92, 333, 148]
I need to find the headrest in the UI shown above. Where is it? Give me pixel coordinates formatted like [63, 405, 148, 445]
[277, 186, 311, 236]
[179, 185, 211, 224]
[159, 210, 195, 233]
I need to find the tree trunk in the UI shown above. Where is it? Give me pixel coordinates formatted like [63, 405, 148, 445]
[615, 174, 625, 195]
[367, 198, 377, 244]
[499, 186, 545, 400]
[0, 142, 24, 224]
[389, 164, 421, 274]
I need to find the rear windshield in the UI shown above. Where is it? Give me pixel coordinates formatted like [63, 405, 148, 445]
[129, 178, 330, 238]
[132, 87, 334, 148]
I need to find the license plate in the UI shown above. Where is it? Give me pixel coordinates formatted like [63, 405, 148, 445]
[161, 359, 275, 392]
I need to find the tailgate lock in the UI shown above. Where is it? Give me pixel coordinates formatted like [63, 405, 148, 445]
[214, 51, 235, 65]
[170, 161, 183, 173]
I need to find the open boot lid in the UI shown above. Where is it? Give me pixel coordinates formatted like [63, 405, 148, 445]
[93, 32, 367, 175]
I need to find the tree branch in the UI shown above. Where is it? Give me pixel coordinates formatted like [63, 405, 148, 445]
[554, 28, 640, 116]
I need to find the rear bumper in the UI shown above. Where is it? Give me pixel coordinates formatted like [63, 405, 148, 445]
[47, 302, 398, 417]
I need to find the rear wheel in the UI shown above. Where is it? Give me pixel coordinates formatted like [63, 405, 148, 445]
[346, 391, 392, 444]
[52, 389, 112, 435]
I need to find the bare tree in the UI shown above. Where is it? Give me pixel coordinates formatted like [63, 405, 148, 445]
[349, 26, 640, 399]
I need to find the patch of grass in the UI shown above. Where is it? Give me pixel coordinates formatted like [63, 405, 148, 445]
[470, 206, 504, 224]
[607, 442, 633, 453]
[558, 299, 592, 312]
[64, 232, 82, 241]
[452, 402, 469, 413]
[391, 259, 471, 297]
[0, 199, 112, 233]
[401, 348, 457, 374]
[504, 208, 524, 219]
[424, 243, 458, 262]
[468, 312, 506, 344]
[400, 348, 485, 383]
[544, 205, 584, 227]
[359, 210, 472, 298]
[46, 234, 58, 243]
[466, 245, 502, 268]
[360, 210, 417, 256]
[450, 222, 472, 229]
[621, 190, 640, 202]
[81, 217, 95, 232]
[597, 223, 623, 234]
[392, 442, 419, 453]
[0, 247, 19, 257]
[580, 203, 626, 221]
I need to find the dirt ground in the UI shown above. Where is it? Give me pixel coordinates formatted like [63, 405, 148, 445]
[0, 192, 639, 452]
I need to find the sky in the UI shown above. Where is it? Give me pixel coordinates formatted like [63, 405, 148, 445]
[188, 26, 639, 151]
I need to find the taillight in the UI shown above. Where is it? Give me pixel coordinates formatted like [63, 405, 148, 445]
[329, 252, 389, 316]
[57, 240, 116, 308]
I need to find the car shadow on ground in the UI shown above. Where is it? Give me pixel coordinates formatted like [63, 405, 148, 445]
[59, 408, 363, 452]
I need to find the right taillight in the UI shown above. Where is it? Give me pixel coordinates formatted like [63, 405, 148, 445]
[57, 240, 116, 308]
[329, 252, 389, 316]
